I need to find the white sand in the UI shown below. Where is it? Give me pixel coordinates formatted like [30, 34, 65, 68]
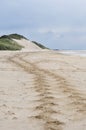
[13, 39, 42, 52]
[0, 44, 86, 130]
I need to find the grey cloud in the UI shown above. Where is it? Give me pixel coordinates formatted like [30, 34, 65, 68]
[0, 0, 86, 49]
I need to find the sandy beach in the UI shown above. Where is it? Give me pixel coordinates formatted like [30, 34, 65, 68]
[0, 50, 86, 130]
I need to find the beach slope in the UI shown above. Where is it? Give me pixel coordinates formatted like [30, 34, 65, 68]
[0, 49, 86, 130]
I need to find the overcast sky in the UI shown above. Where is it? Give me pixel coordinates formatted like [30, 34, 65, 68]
[0, 0, 86, 49]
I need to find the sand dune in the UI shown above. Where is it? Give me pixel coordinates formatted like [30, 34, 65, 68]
[13, 39, 42, 51]
[0, 50, 86, 130]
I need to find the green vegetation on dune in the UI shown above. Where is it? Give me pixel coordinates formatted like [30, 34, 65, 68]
[0, 35, 23, 50]
[0, 33, 49, 50]
[8, 34, 27, 40]
[32, 41, 49, 49]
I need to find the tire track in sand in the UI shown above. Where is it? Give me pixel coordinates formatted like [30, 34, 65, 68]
[8, 52, 86, 130]
[8, 53, 64, 130]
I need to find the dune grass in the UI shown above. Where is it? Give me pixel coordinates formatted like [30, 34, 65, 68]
[32, 41, 49, 49]
[0, 36, 23, 50]
[0, 33, 49, 50]
[8, 34, 27, 40]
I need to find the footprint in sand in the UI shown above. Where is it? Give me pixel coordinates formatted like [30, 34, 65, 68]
[12, 117, 18, 120]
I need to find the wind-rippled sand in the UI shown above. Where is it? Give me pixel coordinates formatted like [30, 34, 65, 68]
[0, 50, 86, 130]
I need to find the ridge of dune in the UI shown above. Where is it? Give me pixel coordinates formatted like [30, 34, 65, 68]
[13, 38, 42, 52]
[0, 33, 48, 51]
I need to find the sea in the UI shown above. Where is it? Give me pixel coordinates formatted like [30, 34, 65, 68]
[58, 50, 86, 57]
